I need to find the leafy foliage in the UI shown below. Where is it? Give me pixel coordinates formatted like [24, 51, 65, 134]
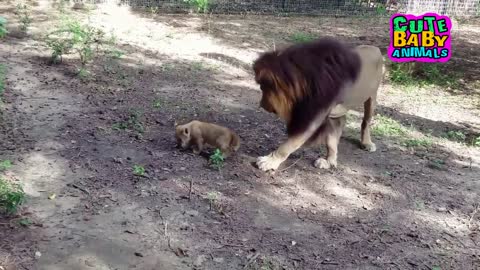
[45, 17, 114, 75]
[184, 0, 209, 13]
[0, 16, 8, 38]
[15, 4, 32, 33]
[0, 179, 25, 215]
[209, 148, 225, 170]
[133, 165, 145, 176]
[389, 62, 460, 89]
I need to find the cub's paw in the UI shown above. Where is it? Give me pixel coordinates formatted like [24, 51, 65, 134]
[362, 142, 377, 152]
[256, 155, 283, 172]
[314, 158, 337, 169]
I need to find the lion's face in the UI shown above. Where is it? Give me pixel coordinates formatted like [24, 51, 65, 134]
[255, 68, 292, 123]
[175, 125, 191, 149]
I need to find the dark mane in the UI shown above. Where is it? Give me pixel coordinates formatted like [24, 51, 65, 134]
[253, 37, 361, 136]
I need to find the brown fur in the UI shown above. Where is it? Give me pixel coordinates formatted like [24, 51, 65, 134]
[174, 120, 240, 157]
[253, 37, 384, 171]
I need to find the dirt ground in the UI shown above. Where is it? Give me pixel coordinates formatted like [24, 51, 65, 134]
[1, 1, 480, 270]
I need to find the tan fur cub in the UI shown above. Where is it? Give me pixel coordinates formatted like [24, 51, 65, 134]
[175, 120, 240, 157]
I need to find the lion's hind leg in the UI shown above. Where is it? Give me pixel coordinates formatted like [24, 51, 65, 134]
[360, 96, 377, 152]
[314, 116, 346, 169]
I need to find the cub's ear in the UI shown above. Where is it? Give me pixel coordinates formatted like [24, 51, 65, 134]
[183, 127, 189, 135]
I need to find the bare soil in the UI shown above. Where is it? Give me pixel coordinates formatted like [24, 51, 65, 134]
[1, 2, 480, 270]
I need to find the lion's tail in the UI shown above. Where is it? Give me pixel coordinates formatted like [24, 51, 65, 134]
[230, 132, 241, 152]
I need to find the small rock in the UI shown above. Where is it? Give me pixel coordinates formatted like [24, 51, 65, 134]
[437, 207, 447, 212]
[213, 257, 224, 263]
[85, 259, 95, 267]
[193, 255, 207, 267]
[179, 167, 186, 171]
[35, 251, 42, 259]
[134, 252, 144, 257]
[185, 210, 199, 217]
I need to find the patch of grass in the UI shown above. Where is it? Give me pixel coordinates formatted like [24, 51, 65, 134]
[373, 115, 434, 150]
[0, 16, 8, 38]
[45, 16, 118, 76]
[473, 136, 480, 147]
[0, 178, 26, 215]
[428, 159, 446, 170]
[15, 3, 32, 33]
[289, 32, 316, 43]
[18, 218, 32, 227]
[372, 115, 407, 137]
[107, 48, 124, 60]
[414, 199, 425, 211]
[388, 62, 460, 90]
[133, 165, 145, 176]
[148, 6, 159, 14]
[401, 137, 433, 148]
[207, 191, 218, 210]
[246, 255, 282, 270]
[183, 0, 209, 13]
[152, 99, 164, 109]
[375, 3, 387, 15]
[112, 110, 145, 135]
[443, 130, 467, 143]
[208, 149, 225, 171]
[191, 61, 219, 71]
[0, 160, 12, 172]
[0, 64, 6, 103]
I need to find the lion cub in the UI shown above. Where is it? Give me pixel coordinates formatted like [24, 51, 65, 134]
[175, 120, 240, 157]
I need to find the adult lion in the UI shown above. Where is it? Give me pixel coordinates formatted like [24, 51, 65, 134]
[253, 37, 384, 172]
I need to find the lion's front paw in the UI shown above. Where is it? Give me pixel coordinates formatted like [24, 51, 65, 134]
[256, 155, 283, 172]
[362, 142, 377, 152]
[314, 158, 337, 169]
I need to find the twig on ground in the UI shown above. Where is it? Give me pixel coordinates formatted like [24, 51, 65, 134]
[243, 253, 260, 269]
[468, 204, 479, 229]
[280, 155, 303, 172]
[188, 178, 193, 201]
[215, 243, 245, 249]
[69, 183, 90, 195]
[320, 260, 339, 265]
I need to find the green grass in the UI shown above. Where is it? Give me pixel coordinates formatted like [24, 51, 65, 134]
[289, 32, 317, 43]
[133, 165, 145, 176]
[388, 62, 461, 90]
[153, 99, 164, 109]
[0, 16, 8, 38]
[112, 110, 145, 134]
[401, 137, 433, 148]
[443, 130, 467, 142]
[208, 149, 225, 171]
[183, 0, 209, 13]
[372, 115, 407, 137]
[473, 136, 480, 147]
[373, 115, 434, 149]
[0, 178, 26, 215]
[0, 160, 12, 171]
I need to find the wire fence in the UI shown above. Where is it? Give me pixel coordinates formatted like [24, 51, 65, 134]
[75, 0, 480, 17]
